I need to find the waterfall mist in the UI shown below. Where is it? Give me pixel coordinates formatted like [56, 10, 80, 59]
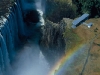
[0, 0, 49, 75]
[11, 0, 49, 75]
[12, 42, 49, 75]
[34, 0, 45, 13]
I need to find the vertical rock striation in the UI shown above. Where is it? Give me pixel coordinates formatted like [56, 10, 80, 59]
[40, 18, 72, 66]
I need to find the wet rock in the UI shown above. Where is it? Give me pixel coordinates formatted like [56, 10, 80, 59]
[24, 10, 39, 24]
[40, 18, 72, 66]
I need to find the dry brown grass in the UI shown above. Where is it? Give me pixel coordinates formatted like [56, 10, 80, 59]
[63, 18, 100, 75]
[73, 18, 100, 75]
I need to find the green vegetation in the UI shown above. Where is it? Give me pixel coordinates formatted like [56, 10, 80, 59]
[63, 27, 81, 50]
[94, 67, 100, 72]
[94, 28, 98, 32]
[46, 0, 100, 22]
[0, 0, 14, 18]
[90, 53, 100, 59]
[72, 0, 100, 18]
[46, 0, 100, 23]
[97, 44, 100, 46]
[46, 0, 77, 23]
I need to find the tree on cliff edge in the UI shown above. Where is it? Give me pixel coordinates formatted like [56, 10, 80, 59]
[46, 0, 77, 23]
[72, 0, 100, 17]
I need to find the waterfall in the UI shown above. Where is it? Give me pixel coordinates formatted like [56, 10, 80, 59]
[0, 0, 49, 75]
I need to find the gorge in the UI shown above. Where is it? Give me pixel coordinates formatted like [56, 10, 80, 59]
[1, 0, 100, 75]
[0, 0, 67, 75]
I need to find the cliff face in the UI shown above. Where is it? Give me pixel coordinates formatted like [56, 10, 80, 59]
[40, 18, 73, 65]
[40, 17, 100, 75]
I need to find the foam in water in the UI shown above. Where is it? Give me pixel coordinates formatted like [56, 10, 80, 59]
[37, 9, 45, 26]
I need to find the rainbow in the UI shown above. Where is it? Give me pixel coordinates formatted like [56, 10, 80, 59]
[48, 42, 86, 75]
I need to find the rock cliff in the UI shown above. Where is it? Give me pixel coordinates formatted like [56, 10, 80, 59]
[40, 18, 73, 65]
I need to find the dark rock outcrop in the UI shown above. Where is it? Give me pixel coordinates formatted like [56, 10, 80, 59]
[40, 18, 72, 66]
[23, 10, 39, 24]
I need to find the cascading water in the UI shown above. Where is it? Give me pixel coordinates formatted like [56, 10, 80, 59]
[0, 0, 49, 75]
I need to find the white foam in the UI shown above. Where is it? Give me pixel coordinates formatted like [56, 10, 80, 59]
[37, 9, 45, 26]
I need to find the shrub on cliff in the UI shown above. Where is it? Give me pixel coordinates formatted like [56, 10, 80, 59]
[72, 0, 100, 17]
[0, 0, 14, 18]
[46, 0, 77, 23]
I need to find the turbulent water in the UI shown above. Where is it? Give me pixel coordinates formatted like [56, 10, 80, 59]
[0, 0, 49, 75]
